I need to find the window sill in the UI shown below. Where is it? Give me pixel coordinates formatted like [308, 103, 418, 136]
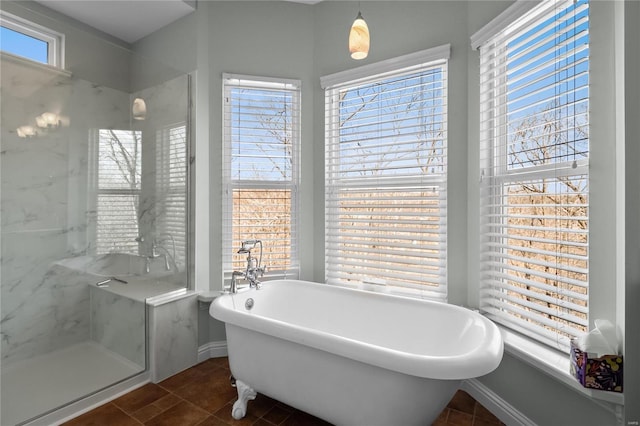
[498, 326, 624, 407]
[1, 51, 71, 77]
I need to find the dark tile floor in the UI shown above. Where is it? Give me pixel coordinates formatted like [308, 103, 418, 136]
[63, 357, 504, 426]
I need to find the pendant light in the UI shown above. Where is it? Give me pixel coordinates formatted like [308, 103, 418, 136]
[132, 97, 147, 121]
[349, 5, 369, 60]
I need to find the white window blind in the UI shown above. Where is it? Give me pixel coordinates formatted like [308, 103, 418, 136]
[222, 74, 300, 279]
[324, 52, 448, 301]
[96, 129, 141, 254]
[156, 124, 187, 268]
[478, 0, 589, 352]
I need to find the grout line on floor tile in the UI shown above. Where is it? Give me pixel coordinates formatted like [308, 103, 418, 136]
[63, 358, 504, 426]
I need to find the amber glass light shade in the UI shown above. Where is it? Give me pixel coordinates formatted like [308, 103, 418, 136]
[132, 97, 147, 121]
[349, 12, 369, 60]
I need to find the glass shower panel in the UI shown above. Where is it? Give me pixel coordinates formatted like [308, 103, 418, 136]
[131, 74, 190, 284]
[0, 55, 190, 425]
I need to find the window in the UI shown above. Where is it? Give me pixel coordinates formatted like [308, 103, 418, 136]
[94, 129, 142, 254]
[156, 124, 188, 268]
[0, 11, 64, 67]
[222, 74, 300, 279]
[322, 46, 449, 301]
[477, 0, 589, 352]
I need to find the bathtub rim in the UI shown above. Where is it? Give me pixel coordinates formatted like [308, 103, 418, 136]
[211, 279, 503, 380]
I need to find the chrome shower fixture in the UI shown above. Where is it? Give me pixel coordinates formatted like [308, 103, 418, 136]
[240, 240, 263, 279]
[226, 239, 266, 293]
[238, 239, 260, 254]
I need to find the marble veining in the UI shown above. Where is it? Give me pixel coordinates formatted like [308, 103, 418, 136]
[90, 286, 146, 368]
[149, 294, 198, 382]
[1, 234, 91, 365]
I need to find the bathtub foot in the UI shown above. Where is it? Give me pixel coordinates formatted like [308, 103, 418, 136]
[232, 380, 257, 420]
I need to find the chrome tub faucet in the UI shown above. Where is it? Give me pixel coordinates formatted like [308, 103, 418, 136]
[136, 234, 178, 274]
[226, 240, 267, 293]
[230, 270, 245, 294]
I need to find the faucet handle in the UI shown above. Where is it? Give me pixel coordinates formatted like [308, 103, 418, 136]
[238, 240, 259, 253]
[150, 243, 160, 257]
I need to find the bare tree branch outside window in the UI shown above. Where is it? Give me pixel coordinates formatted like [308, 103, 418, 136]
[226, 82, 299, 275]
[325, 63, 448, 295]
[96, 129, 141, 254]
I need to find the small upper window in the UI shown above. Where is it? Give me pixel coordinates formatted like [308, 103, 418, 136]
[0, 11, 64, 68]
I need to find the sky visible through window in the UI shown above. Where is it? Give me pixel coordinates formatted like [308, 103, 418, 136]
[337, 67, 446, 179]
[506, 0, 589, 171]
[481, 0, 590, 351]
[230, 87, 293, 182]
[1, 26, 48, 64]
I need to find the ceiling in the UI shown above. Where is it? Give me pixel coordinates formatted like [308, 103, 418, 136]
[34, 0, 321, 44]
[35, 0, 197, 44]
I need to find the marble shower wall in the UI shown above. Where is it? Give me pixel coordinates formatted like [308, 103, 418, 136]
[0, 56, 130, 365]
[148, 294, 198, 382]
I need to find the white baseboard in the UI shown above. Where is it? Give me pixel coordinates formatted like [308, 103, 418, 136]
[462, 378, 537, 426]
[197, 340, 228, 362]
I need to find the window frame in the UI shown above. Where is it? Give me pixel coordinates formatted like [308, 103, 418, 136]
[156, 123, 188, 269]
[321, 45, 450, 301]
[0, 10, 64, 68]
[476, 0, 591, 353]
[221, 73, 301, 283]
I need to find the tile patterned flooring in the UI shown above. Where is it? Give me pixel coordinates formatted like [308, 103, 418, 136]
[63, 357, 504, 426]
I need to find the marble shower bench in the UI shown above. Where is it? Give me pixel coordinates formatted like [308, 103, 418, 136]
[90, 277, 198, 383]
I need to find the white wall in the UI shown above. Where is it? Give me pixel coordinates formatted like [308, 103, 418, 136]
[312, 1, 470, 303]
[130, 10, 197, 92]
[205, 1, 317, 288]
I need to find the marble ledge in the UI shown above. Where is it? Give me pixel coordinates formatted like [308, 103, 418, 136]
[196, 291, 221, 303]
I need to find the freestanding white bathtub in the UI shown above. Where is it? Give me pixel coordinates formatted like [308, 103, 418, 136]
[210, 279, 503, 426]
